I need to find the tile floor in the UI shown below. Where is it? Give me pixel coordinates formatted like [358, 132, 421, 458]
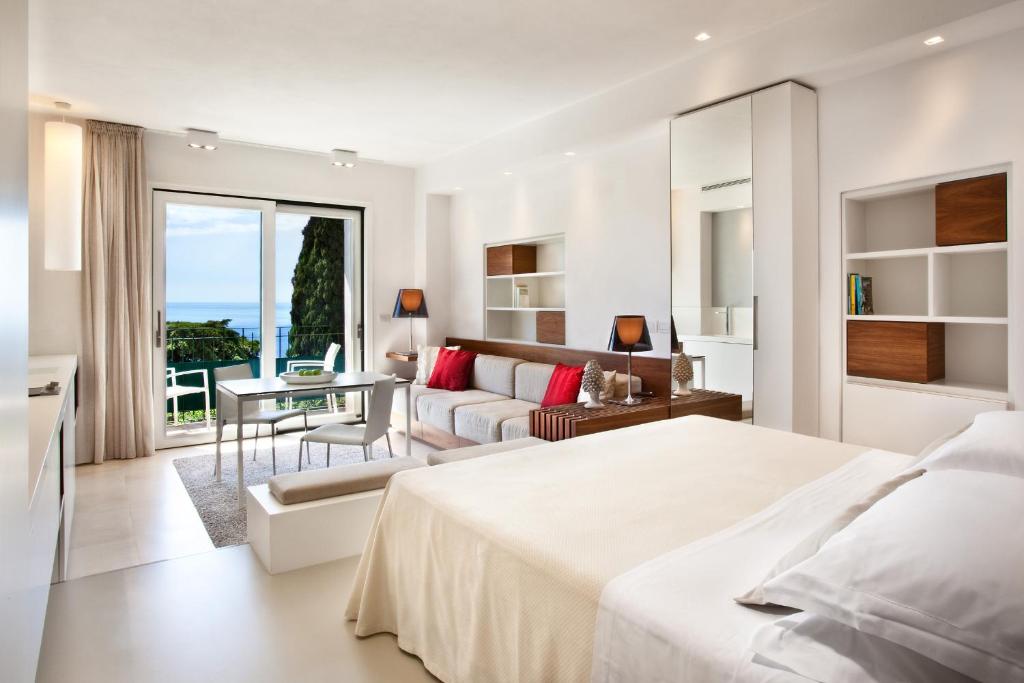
[68, 428, 430, 579]
[39, 546, 439, 683]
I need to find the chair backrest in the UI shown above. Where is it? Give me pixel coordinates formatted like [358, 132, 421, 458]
[214, 363, 256, 422]
[323, 342, 341, 371]
[363, 375, 396, 443]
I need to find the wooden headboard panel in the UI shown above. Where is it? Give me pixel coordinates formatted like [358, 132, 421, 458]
[446, 337, 671, 397]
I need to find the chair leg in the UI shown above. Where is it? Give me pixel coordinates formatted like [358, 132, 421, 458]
[306, 439, 311, 466]
[362, 444, 369, 462]
[172, 395, 179, 426]
[327, 443, 331, 468]
[298, 437, 303, 472]
[385, 433, 394, 458]
[253, 423, 259, 461]
[204, 385, 212, 429]
[271, 424, 276, 475]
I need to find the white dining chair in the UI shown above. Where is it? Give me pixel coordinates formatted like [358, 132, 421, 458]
[213, 363, 308, 475]
[286, 342, 342, 412]
[166, 367, 212, 428]
[298, 375, 395, 470]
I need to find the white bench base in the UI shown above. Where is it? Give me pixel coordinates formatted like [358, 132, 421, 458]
[246, 483, 382, 574]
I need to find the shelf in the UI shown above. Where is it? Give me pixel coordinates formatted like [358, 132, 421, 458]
[846, 242, 1006, 261]
[486, 270, 565, 280]
[846, 314, 1007, 325]
[487, 307, 565, 312]
[845, 375, 1008, 402]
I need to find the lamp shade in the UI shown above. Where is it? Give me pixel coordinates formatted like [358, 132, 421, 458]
[44, 120, 83, 271]
[393, 289, 428, 318]
[608, 315, 653, 352]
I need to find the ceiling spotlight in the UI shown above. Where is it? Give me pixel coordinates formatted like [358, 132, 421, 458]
[186, 128, 218, 150]
[331, 149, 357, 167]
[695, 32, 711, 42]
[924, 35, 944, 46]
[564, 151, 576, 157]
[503, 171, 513, 176]
[453, 186, 463, 191]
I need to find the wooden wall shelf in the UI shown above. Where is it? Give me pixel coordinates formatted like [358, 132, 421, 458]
[484, 235, 566, 345]
[847, 320, 944, 383]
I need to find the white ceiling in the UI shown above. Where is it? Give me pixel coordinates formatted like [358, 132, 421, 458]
[28, 0, 829, 166]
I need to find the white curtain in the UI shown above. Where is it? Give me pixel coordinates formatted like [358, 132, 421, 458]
[81, 120, 154, 462]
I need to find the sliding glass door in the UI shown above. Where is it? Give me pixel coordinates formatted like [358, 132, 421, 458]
[152, 191, 363, 448]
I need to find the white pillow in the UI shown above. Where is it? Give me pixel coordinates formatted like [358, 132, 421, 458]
[917, 411, 1024, 477]
[745, 612, 974, 683]
[735, 468, 923, 605]
[762, 470, 1024, 683]
[577, 370, 616, 402]
[414, 345, 459, 385]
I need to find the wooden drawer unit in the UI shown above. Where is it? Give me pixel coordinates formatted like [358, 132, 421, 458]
[535, 310, 565, 345]
[847, 320, 944, 383]
[486, 244, 537, 276]
[935, 172, 1007, 246]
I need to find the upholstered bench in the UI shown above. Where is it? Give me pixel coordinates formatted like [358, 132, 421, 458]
[247, 457, 425, 574]
[426, 437, 547, 465]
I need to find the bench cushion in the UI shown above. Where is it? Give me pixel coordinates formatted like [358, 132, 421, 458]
[514, 362, 556, 404]
[454, 399, 540, 444]
[268, 457, 425, 505]
[471, 354, 525, 396]
[417, 389, 508, 433]
[427, 437, 547, 466]
[501, 415, 532, 441]
[393, 384, 444, 421]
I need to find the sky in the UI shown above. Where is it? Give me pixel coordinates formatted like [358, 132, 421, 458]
[164, 204, 310, 304]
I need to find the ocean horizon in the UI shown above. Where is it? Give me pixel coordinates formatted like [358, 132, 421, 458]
[167, 301, 291, 331]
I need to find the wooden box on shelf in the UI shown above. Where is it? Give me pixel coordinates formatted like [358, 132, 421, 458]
[536, 310, 565, 345]
[486, 244, 537, 276]
[847, 320, 944, 383]
[935, 173, 1007, 246]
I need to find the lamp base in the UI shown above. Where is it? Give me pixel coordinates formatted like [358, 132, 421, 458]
[610, 396, 644, 406]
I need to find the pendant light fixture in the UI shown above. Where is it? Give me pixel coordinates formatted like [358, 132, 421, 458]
[44, 102, 83, 271]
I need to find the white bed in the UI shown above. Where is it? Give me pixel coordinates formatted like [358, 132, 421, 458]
[346, 415, 912, 683]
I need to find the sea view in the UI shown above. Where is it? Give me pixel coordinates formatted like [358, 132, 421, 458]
[167, 301, 292, 332]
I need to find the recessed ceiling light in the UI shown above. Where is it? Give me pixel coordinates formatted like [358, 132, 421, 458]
[186, 128, 218, 150]
[503, 171, 513, 176]
[564, 151, 576, 157]
[453, 187, 463, 191]
[695, 32, 711, 42]
[924, 35, 944, 46]
[331, 149, 357, 167]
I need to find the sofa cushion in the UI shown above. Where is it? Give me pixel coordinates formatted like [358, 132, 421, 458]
[428, 348, 477, 391]
[541, 363, 585, 407]
[414, 344, 460, 384]
[454, 399, 540, 444]
[427, 437, 547, 465]
[471, 354, 524, 396]
[417, 390, 508, 433]
[268, 457, 426, 505]
[501, 416, 531, 441]
[392, 384, 444, 421]
[612, 373, 641, 399]
[514, 362, 556, 404]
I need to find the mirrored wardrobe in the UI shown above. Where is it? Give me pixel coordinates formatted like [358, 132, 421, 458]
[670, 82, 819, 434]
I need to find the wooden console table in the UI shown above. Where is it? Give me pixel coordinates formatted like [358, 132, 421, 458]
[530, 389, 742, 442]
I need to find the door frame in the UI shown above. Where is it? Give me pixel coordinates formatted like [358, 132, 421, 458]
[151, 188, 369, 450]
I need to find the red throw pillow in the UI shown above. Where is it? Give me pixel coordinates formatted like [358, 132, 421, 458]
[427, 348, 477, 391]
[541, 363, 585, 408]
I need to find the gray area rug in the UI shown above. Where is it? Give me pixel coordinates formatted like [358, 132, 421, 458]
[174, 441, 392, 548]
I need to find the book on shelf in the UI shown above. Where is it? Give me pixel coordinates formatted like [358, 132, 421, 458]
[847, 273, 874, 315]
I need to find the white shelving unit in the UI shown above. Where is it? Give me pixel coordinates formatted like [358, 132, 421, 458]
[484, 234, 566, 345]
[841, 167, 1011, 453]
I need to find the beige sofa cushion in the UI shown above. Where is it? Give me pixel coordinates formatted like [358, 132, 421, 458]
[454, 399, 540, 444]
[612, 373, 641, 399]
[501, 416, 531, 441]
[427, 437, 547, 465]
[471, 354, 524, 396]
[414, 344, 460, 385]
[392, 384, 444, 421]
[268, 457, 425, 505]
[514, 362, 556, 404]
[417, 390, 508, 433]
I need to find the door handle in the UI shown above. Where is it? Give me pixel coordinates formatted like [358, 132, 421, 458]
[155, 310, 163, 348]
[752, 296, 758, 351]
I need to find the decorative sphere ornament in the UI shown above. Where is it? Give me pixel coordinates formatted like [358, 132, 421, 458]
[672, 345, 693, 397]
[581, 360, 605, 408]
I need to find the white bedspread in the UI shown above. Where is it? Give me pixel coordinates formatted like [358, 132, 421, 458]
[591, 448, 914, 683]
[347, 415, 882, 683]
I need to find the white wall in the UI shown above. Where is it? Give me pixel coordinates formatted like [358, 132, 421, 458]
[445, 132, 671, 356]
[817, 28, 1024, 439]
[0, 0, 37, 679]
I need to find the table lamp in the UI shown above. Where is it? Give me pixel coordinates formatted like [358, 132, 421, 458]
[393, 288, 428, 354]
[607, 314, 653, 405]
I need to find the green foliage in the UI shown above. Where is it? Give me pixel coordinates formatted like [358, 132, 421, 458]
[288, 216, 345, 358]
[166, 320, 260, 362]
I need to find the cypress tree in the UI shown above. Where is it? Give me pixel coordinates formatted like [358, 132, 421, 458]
[287, 217, 345, 358]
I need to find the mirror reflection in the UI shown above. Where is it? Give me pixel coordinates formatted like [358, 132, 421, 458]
[670, 96, 753, 420]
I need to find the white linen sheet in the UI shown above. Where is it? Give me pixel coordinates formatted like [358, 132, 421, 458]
[346, 415, 879, 683]
[590, 448, 913, 683]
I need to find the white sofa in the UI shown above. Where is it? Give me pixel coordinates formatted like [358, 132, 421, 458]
[394, 353, 639, 446]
